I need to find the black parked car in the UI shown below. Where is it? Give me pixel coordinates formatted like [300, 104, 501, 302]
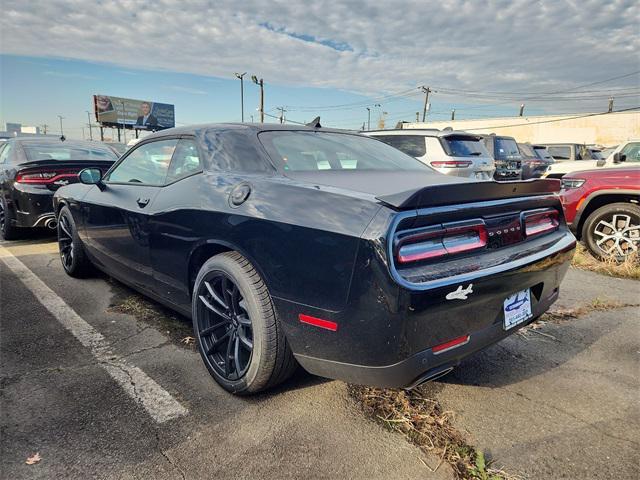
[518, 143, 554, 179]
[53, 124, 576, 394]
[479, 134, 523, 180]
[0, 137, 118, 239]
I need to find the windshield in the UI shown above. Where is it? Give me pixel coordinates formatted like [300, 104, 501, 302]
[442, 135, 490, 157]
[532, 146, 553, 160]
[589, 149, 603, 159]
[493, 137, 522, 160]
[373, 135, 426, 157]
[259, 131, 433, 172]
[23, 142, 119, 161]
[518, 143, 536, 158]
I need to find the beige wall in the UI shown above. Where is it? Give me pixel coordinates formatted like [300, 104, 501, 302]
[404, 111, 639, 146]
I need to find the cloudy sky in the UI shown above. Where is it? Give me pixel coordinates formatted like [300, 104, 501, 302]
[1, 0, 638, 137]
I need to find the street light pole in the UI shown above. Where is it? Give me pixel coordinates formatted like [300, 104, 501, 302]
[366, 107, 371, 131]
[235, 72, 247, 122]
[57, 115, 65, 138]
[86, 110, 93, 140]
[421, 86, 431, 122]
[251, 75, 264, 123]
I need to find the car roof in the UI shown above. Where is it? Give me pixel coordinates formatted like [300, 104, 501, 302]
[9, 136, 115, 150]
[143, 122, 357, 139]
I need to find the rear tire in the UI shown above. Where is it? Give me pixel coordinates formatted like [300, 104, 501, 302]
[0, 197, 21, 241]
[192, 251, 297, 394]
[57, 206, 94, 277]
[582, 202, 640, 262]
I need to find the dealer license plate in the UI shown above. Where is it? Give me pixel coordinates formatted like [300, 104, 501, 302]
[503, 289, 532, 330]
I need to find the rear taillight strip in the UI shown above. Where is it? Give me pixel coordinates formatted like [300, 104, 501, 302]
[430, 160, 472, 168]
[523, 209, 559, 237]
[16, 170, 80, 184]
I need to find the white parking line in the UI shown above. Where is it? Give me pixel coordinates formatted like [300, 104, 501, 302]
[0, 246, 188, 423]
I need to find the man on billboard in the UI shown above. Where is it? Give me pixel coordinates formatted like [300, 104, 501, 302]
[136, 102, 158, 127]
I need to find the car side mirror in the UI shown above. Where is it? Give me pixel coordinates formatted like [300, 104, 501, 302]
[79, 168, 105, 189]
[612, 152, 626, 164]
[596, 159, 606, 167]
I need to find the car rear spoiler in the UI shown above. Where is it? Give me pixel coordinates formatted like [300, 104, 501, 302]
[376, 179, 561, 210]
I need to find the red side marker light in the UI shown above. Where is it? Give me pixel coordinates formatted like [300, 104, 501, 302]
[298, 314, 338, 332]
[432, 335, 470, 354]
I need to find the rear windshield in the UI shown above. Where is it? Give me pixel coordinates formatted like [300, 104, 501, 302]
[547, 146, 571, 160]
[372, 135, 426, 157]
[23, 142, 119, 161]
[493, 137, 522, 160]
[443, 135, 490, 157]
[258, 131, 432, 172]
[518, 143, 536, 157]
[533, 146, 553, 160]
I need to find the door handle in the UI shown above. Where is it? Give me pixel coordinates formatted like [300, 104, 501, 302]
[136, 197, 150, 208]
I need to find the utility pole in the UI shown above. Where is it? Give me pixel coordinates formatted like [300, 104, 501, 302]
[451, 109, 456, 120]
[251, 75, 264, 122]
[519, 104, 525, 116]
[366, 107, 371, 130]
[86, 110, 93, 140]
[277, 107, 287, 124]
[42, 124, 48, 134]
[57, 115, 65, 138]
[415, 112, 419, 122]
[421, 86, 431, 122]
[234, 72, 246, 122]
[608, 97, 614, 113]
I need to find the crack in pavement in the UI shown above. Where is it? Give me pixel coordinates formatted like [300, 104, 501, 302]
[155, 428, 187, 480]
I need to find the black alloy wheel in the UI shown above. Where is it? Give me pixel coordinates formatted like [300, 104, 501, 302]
[196, 273, 254, 381]
[0, 197, 19, 240]
[58, 213, 74, 271]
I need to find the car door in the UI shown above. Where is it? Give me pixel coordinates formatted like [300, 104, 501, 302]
[147, 137, 204, 310]
[81, 137, 179, 292]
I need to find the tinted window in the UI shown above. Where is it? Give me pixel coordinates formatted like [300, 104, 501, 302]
[199, 129, 272, 172]
[106, 139, 178, 185]
[493, 137, 522, 160]
[443, 136, 490, 157]
[533, 146, 553, 160]
[547, 146, 571, 160]
[0, 143, 11, 164]
[373, 135, 426, 157]
[518, 143, 536, 157]
[620, 142, 640, 162]
[259, 131, 432, 172]
[165, 139, 202, 183]
[22, 142, 118, 161]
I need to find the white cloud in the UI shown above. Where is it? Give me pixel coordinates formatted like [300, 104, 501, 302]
[1, 0, 638, 107]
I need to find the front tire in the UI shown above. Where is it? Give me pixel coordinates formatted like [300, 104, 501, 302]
[57, 206, 93, 277]
[582, 202, 640, 261]
[192, 252, 297, 394]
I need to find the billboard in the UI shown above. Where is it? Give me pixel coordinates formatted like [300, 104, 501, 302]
[93, 95, 175, 130]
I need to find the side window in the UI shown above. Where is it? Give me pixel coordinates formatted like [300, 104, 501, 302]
[106, 139, 178, 185]
[165, 139, 202, 184]
[0, 144, 12, 164]
[620, 142, 640, 162]
[548, 146, 570, 160]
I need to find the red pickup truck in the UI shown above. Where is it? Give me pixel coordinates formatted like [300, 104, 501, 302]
[560, 167, 639, 261]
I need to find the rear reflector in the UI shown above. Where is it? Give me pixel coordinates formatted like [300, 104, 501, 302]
[432, 335, 470, 354]
[298, 314, 338, 332]
[524, 209, 559, 237]
[430, 160, 472, 168]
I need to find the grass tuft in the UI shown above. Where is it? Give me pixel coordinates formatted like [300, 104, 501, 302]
[571, 243, 639, 280]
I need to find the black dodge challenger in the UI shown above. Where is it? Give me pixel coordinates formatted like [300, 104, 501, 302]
[53, 123, 576, 394]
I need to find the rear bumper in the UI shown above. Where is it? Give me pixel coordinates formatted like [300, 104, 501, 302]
[278, 227, 575, 388]
[295, 285, 559, 388]
[8, 183, 56, 228]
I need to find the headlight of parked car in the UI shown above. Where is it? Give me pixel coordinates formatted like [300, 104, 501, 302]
[561, 178, 586, 189]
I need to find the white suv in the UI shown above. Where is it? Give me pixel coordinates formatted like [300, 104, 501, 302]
[542, 140, 640, 178]
[364, 129, 495, 180]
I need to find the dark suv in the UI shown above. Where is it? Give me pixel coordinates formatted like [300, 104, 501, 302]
[479, 134, 523, 180]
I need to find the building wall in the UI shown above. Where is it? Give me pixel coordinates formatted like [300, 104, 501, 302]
[404, 111, 639, 146]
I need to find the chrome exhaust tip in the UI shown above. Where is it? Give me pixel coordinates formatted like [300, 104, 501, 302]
[45, 218, 57, 230]
[406, 366, 454, 390]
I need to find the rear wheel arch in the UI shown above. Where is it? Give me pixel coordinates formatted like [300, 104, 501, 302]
[575, 192, 640, 239]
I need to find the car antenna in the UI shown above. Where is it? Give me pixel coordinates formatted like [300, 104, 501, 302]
[306, 116, 321, 128]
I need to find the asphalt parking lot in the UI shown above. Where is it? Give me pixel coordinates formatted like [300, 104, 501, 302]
[1, 235, 639, 479]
